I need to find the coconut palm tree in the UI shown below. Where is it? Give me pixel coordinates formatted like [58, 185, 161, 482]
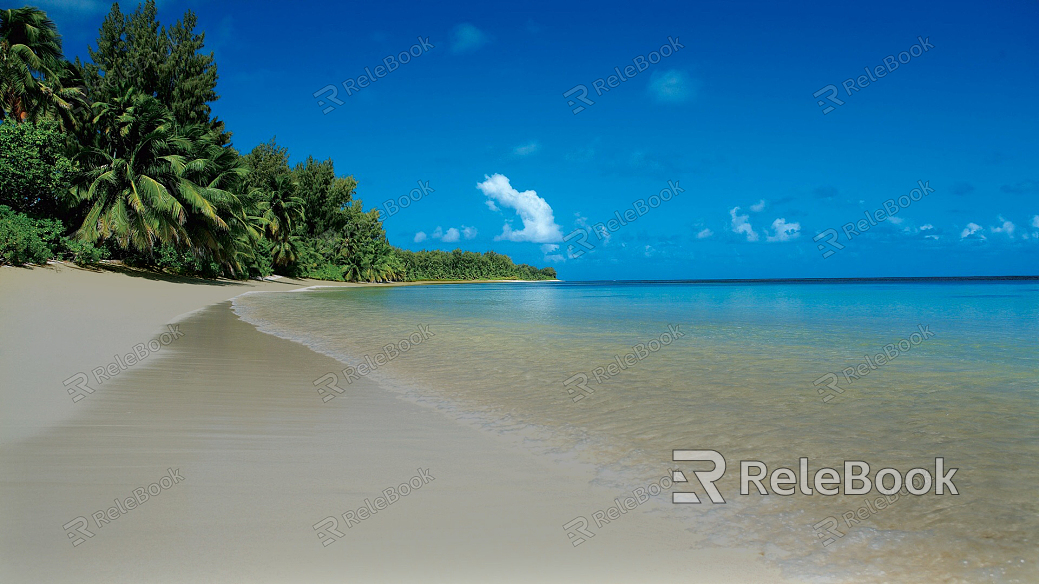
[71, 90, 190, 250]
[257, 173, 304, 267]
[262, 173, 304, 237]
[71, 89, 256, 273]
[175, 123, 264, 274]
[0, 7, 81, 123]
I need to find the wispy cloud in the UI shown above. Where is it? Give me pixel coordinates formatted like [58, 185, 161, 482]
[999, 180, 1039, 194]
[750, 199, 766, 212]
[451, 23, 489, 54]
[813, 186, 839, 200]
[696, 228, 713, 239]
[478, 174, 563, 243]
[414, 231, 427, 243]
[513, 141, 540, 157]
[647, 70, 695, 103]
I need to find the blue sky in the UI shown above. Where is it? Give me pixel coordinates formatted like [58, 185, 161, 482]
[38, 0, 1039, 279]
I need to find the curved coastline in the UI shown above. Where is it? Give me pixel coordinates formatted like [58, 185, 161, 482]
[0, 265, 793, 584]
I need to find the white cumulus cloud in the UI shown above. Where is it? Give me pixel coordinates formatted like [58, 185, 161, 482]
[1032, 215, 1039, 228]
[991, 217, 1015, 238]
[729, 207, 759, 242]
[441, 227, 461, 243]
[421, 225, 476, 243]
[478, 174, 563, 243]
[961, 222, 985, 239]
[766, 218, 801, 242]
[750, 199, 766, 212]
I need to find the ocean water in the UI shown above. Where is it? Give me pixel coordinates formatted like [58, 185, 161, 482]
[232, 280, 1039, 583]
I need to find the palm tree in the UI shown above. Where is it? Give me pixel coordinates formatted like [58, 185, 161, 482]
[71, 89, 256, 273]
[262, 173, 304, 237]
[257, 173, 304, 267]
[0, 7, 79, 123]
[71, 90, 190, 250]
[175, 123, 264, 274]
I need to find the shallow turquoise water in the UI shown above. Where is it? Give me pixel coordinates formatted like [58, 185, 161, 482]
[234, 280, 1039, 583]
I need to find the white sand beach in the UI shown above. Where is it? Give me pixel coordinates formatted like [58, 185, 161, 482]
[0, 264, 795, 583]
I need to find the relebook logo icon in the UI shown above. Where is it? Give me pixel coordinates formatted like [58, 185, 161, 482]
[670, 450, 959, 503]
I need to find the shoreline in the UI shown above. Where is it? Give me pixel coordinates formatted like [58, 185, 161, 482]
[0, 263, 553, 445]
[0, 265, 795, 583]
[0, 263, 365, 444]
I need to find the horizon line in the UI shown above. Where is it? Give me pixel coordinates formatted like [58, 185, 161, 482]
[556, 275, 1039, 284]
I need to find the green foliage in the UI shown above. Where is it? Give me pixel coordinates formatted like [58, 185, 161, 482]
[122, 243, 222, 278]
[292, 156, 356, 236]
[306, 262, 346, 282]
[0, 6, 85, 124]
[241, 138, 291, 198]
[80, 0, 219, 128]
[70, 89, 259, 276]
[0, 204, 61, 265]
[393, 249, 557, 281]
[58, 236, 108, 266]
[0, 120, 75, 218]
[246, 237, 274, 278]
[0, 6, 558, 282]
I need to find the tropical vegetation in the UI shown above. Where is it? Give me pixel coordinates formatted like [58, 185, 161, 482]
[0, 2, 557, 282]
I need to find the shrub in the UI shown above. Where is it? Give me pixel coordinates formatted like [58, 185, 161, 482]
[59, 237, 110, 266]
[0, 205, 62, 265]
[306, 262, 345, 281]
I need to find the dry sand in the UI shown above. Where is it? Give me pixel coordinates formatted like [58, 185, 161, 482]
[0, 264, 797, 583]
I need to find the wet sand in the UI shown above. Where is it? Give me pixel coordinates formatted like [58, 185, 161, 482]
[0, 265, 794, 583]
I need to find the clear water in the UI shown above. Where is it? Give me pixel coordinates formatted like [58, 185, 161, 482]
[233, 281, 1039, 583]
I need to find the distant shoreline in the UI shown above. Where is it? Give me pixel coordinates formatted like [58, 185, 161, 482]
[566, 275, 1039, 284]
